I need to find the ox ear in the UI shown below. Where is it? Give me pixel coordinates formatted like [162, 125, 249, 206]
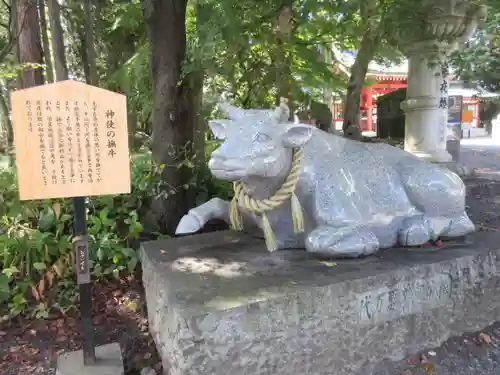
[282, 123, 313, 148]
[273, 97, 290, 123]
[208, 119, 232, 140]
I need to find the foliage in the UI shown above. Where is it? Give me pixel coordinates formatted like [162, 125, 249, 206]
[0, 150, 231, 319]
[0, 154, 145, 319]
[449, 0, 500, 91]
[187, 0, 359, 109]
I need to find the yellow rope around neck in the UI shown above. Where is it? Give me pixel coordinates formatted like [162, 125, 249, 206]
[229, 148, 305, 252]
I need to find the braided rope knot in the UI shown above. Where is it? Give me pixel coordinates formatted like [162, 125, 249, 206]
[229, 148, 305, 252]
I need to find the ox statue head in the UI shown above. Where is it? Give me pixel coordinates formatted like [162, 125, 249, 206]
[207, 99, 313, 181]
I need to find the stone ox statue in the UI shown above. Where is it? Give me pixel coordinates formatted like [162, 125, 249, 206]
[175, 100, 475, 258]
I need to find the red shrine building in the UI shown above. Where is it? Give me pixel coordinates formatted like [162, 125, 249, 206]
[330, 52, 484, 132]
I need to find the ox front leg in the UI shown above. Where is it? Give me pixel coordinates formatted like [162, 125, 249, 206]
[175, 198, 230, 235]
[305, 225, 379, 258]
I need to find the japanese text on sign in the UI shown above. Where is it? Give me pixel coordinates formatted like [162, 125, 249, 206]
[439, 61, 449, 110]
[73, 236, 90, 285]
[92, 102, 102, 182]
[438, 61, 449, 144]
[10, 80, 131, 200]
[105, 109, 117, 158]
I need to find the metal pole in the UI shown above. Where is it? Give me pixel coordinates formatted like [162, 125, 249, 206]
[72, 196, 96, 365]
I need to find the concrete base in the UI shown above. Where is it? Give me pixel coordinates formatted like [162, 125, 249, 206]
[56, 343, 124, 375]
[446, 139, 460, 162]
[141, 230, 500, 375]
[410, 148, 452, 163]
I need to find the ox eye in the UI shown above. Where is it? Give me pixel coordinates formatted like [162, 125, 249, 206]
[254, 132, 271, 143]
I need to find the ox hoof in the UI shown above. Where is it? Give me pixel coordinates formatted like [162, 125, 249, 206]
[175, 214, 203, 235]
[305, 226, 379, 258]
[399, 215, 430, 246]
[441, 213, 475, 237]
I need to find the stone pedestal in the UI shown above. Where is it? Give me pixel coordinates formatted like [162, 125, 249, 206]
[142, 230, 500, 375]
[56, 343, 124, 375]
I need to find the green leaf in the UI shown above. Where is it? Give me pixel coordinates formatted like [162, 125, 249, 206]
[33, 262, 47, 270]
[96, 247, 105, 262]
[39, 207, 56, 231]
[0, 274, 10, 303]
[127, 257, 138, 272]
[2, 267, 19, 278]
[99, 207, 109, 222]
[60, 214, 72, 222]
[35, 231, 52, 250]
[12, 293, 27, 306]
[89, 216, 102, 233]
[121, 247, 137, 258]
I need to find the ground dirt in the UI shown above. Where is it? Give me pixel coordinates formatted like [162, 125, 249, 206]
[0, 272, 162, 375]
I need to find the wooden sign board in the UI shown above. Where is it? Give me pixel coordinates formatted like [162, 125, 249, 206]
[10, 80, 131, 200]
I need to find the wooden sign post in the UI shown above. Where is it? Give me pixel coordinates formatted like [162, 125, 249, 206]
[10, 80, 131, 366]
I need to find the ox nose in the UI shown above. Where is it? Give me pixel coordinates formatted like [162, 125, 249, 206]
[208, 149, 228, 169]
[209, 148, 226, 164]
[208, 157, 221, 170]
[209, 150, 245, 170]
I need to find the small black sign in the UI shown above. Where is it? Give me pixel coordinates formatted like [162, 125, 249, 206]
[73, 236, 90, 284]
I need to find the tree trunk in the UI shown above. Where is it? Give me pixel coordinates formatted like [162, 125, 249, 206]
[342, 0, 382, 140]
[94, 0, 101, 50]
[341, 33, 378, 140]
[83, 0, 98, 85]
[142, 0, 196, 234]
[38, 0, 53, 83]
[191, 71, 205, 166]
[46, 0, 68, 81]
[275, 2, 294, 119]
[77, 25, 90, 82]
[10, 0, 22, 89]
[0, 84, 13, 150]
[192, 1, 206, 165]
[17, 0, 44, 88]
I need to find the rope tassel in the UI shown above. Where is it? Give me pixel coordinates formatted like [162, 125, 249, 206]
[229, 196, 243, 230]
[229, 148, 305, 252]
[261, 213, 278, 252]
[290, 192, 305, 233]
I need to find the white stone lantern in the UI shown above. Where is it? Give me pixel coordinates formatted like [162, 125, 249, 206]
[395, 1, 487, 162]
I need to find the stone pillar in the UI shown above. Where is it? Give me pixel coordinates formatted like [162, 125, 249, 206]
[401, 48, 452, 162]
[396, 1, 487, 162]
